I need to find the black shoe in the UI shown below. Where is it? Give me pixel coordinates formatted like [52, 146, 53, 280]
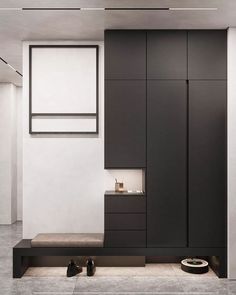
[86, 258, 96, 276]
[67, 260, 82, 277]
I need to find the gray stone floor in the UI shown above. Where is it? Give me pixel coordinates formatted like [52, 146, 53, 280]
[1, 222, 236, 295]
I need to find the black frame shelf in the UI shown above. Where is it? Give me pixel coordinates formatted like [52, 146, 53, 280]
[29, 45, 99, 134]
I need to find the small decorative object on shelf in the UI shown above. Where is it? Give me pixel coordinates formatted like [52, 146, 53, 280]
[86, 257, 96, 276]
[115, 179, 125, 192]
[181, 258, 209, 274]
[66, 260, 83, 277]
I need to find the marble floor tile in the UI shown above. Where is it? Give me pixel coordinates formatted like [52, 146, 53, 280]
[0, 256, 13, 277]
[0, 246, 13, 257]
[223, 279, 236, 294]
[0, 277, 19, 295]
[15, 277, 76, 295]
[25, 264, 217, 279]
[93, 264, 174, 277]
[73, 294, 229, 295]
[171, 263, 215, 277]
[177, 277, 228, 294]
[25, 264, 179, 278]
[74, 276, 183, 293]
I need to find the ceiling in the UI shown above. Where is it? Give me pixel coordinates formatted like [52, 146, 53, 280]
[0, 0, 236, 86]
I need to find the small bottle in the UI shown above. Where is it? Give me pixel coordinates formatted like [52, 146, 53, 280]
[86, 257, 96, 276]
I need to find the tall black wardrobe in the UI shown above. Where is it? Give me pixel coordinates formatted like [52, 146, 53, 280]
[104, 30, 227, 277]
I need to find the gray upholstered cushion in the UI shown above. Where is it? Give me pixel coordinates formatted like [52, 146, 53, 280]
[31, 233, 104, 248]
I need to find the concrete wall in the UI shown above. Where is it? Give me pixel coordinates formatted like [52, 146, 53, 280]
[0, 83, 17, 224]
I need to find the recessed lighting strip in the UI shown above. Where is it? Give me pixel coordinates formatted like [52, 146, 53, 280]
[22, 7, 81, 10]
[0, 7, 22, 10]
[105, 8, 169, 11]
[0, 57, 23, 77]
[0, 7, 218, 11]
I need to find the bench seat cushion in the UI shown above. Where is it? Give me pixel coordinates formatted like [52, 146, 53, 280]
[31, 233, 104, 248]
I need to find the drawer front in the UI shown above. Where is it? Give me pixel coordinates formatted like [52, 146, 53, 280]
[105, 214, 146, 230]
[105, 230, 146, 247]
[105, 196, 146, 213]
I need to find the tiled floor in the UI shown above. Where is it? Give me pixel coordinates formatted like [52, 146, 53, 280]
[24, 264, 216, 277]
[1, 222, 236, 295]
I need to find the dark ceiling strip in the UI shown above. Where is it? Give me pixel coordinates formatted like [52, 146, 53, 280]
[0, 56, 7, 64]
[16, 70, 23, 77]
[0, 56, 23, 77]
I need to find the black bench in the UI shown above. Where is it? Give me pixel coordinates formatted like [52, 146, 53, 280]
[13, 239, 227, 278]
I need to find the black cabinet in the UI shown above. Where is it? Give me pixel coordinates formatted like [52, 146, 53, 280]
[105, 80, 146, 168]
[105, 30, 146, 79]
[105, 193, 146, 247]
[189, 80, 227, 247]
[188, 30, 227, 80]
[147, 80, 187, 247]
[147, 30, 187, 79]
[104, 30, 227, 263]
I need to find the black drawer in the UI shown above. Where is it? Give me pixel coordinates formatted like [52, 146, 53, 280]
[105, 213, 146, 230]
[105, 196, 146, 213]
[105, 230, 146, 247]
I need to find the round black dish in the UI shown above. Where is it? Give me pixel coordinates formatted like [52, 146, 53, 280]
[181, 258, 209, 274]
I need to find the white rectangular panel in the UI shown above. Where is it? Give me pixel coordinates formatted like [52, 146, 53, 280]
[31, 46, 97, 114]
[31, 116, 97, 133]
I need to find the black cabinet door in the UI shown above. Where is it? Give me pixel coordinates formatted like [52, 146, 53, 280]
[188, 30, 227, 80]
[105, 30, 146, 79]
[147, 81, 187, 247]
[105, 231, 146, 247]
[105, 213, 146, 230]
[189, 80, 226, 247]
[105, 196, 146, 213]
[147, 30, 187, 79]
[105, 80, 146, 168]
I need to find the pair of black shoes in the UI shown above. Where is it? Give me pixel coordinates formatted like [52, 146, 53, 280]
[67, 258, 96, 277]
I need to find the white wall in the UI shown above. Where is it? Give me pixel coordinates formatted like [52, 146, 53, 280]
[17, 87, 23, 220]
[0, 83, 17, 224]
[228, 28, 236, 279]
[23, 41, 143, 238]
[11, 85, 17, 223]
